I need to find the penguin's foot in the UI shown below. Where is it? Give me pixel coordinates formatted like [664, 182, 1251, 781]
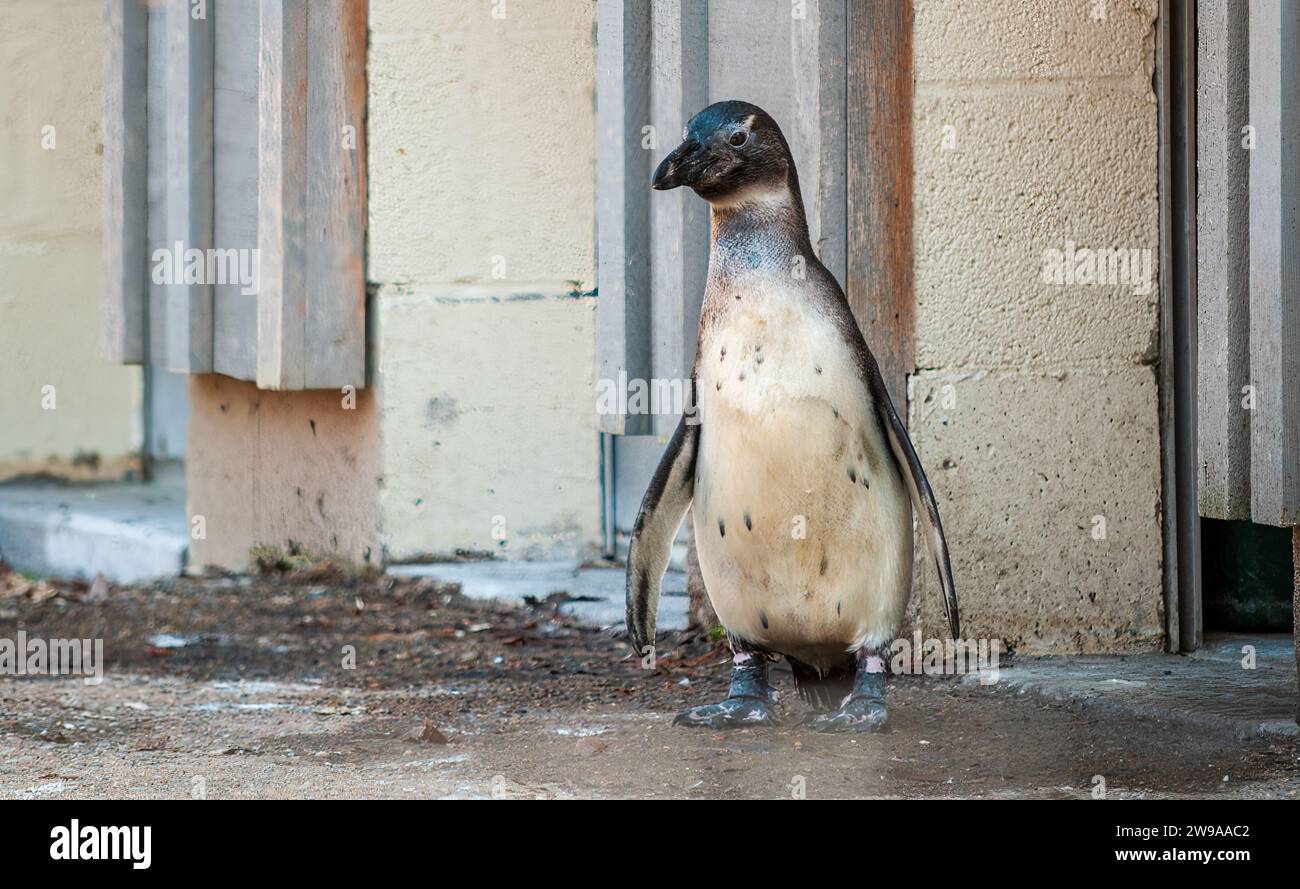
[805, 662, 887, 733]
[673, 653, 778, 729]
[805, 694, 887, 733]
[673, 695, 778, 728]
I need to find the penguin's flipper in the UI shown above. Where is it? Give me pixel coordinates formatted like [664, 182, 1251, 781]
[625, 417, 700, 658]
[863, 358, 961, 641]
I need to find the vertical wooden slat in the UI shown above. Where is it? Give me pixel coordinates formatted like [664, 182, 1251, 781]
[790, 0, 847, 286]
[257, 0, 309, 390]
[162, 0, 214, 373]
[1248, 0, 1300, 527]
[596, 0, 652, 434]
[846, 0, 913, 410]
[1196, 0, 1252, 521]
[102, 0, 149, 365]
[649, 0, 708, 437]
[146, 4, 168, 368]
[212, 0, 261, 381]
[304, 0, 367, 389]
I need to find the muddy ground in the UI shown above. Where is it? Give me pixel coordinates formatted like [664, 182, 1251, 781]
[1, 567, 1297, 799]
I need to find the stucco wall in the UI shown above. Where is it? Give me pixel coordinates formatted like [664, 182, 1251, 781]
[369, 0, 602, 561]
[0, 0, 143, 481]
[910, 0, 1164, 653]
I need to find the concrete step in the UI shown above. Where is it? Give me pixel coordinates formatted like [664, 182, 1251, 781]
[976, 634, 1299, 740]
[0, 481, 188, 583]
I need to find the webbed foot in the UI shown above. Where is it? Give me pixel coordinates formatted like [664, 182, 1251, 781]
[673, 653, 778, 729]
[673, 695, 778, 728]
[805, 659, 887, 733]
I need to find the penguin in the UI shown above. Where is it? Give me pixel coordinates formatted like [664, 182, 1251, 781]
[625, 101, 959, 733]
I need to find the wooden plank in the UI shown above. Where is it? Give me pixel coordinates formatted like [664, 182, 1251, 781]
[846, 0, 913, 410]
[101, 0, 149, 365]
[790, 0, 847, 286]
[161, 0, 214, 373]
[1196, 0, 1252, 520]
[707, 1, 796, 155]
[211, 0, 261, 382]
[649, 0, 708, 437]
[1248, 0, 1300, 526]
[146, 3, 168, 368]
[705, 0, 847, 297]
[304, 0, 368, 390]
[256, 0, 309, 391]
[596, 0, 653, 434]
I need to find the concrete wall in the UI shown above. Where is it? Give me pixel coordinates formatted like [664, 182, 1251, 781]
[910, 0, 1164, 653]
[0, 0, 143, 482]
[369, 0, 602, 561]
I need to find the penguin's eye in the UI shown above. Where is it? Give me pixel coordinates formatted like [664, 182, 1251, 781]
[729, 130, 749, 148]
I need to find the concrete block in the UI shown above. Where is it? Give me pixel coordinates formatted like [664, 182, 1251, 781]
[186, 376, 382, 571]
[910, 368, 1164, 654]
[0, 234, 143, 476]
[0, 2, 143, 477]
[912, 87, 1158, 370]
[914, 0, 1157, 83]
[376, 287, 602, 562]
[0, 0, 104, 239]
[367, 0, 596, 287]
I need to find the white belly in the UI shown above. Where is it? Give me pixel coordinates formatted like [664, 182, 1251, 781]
[693, 292, 911, 668]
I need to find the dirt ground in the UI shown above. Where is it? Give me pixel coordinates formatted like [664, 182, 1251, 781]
[2, 567, 1298, 799]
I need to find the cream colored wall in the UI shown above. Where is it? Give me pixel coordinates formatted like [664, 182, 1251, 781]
[910, 0, 1164, 652]
[368, 0, 602, 561]
[0, 0, 143, 481]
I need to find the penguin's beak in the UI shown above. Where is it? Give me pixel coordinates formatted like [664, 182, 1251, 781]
[652, 138, 702, 190]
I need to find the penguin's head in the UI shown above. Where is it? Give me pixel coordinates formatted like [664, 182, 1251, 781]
[651, 100, 793, 203]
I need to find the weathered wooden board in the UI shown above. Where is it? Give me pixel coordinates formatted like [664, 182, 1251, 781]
[846, 0, 913, 410]
[304, 0, 368, 390]
[1196, 0, 1253, 521]
[107, 0, 365, 391]
[146, 2, 168, 369]
[101, 0, 149, 365]
[162, 0, 214, 374]
[256, 0, 309, 391]
[649, 0, 709, 437]
[596, 0, 653, 434]
[212, 0, 261, 382]
[1247, 0, 1300, 527]
[707, 0, 846, 269]
[789, 0, 847, 287]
